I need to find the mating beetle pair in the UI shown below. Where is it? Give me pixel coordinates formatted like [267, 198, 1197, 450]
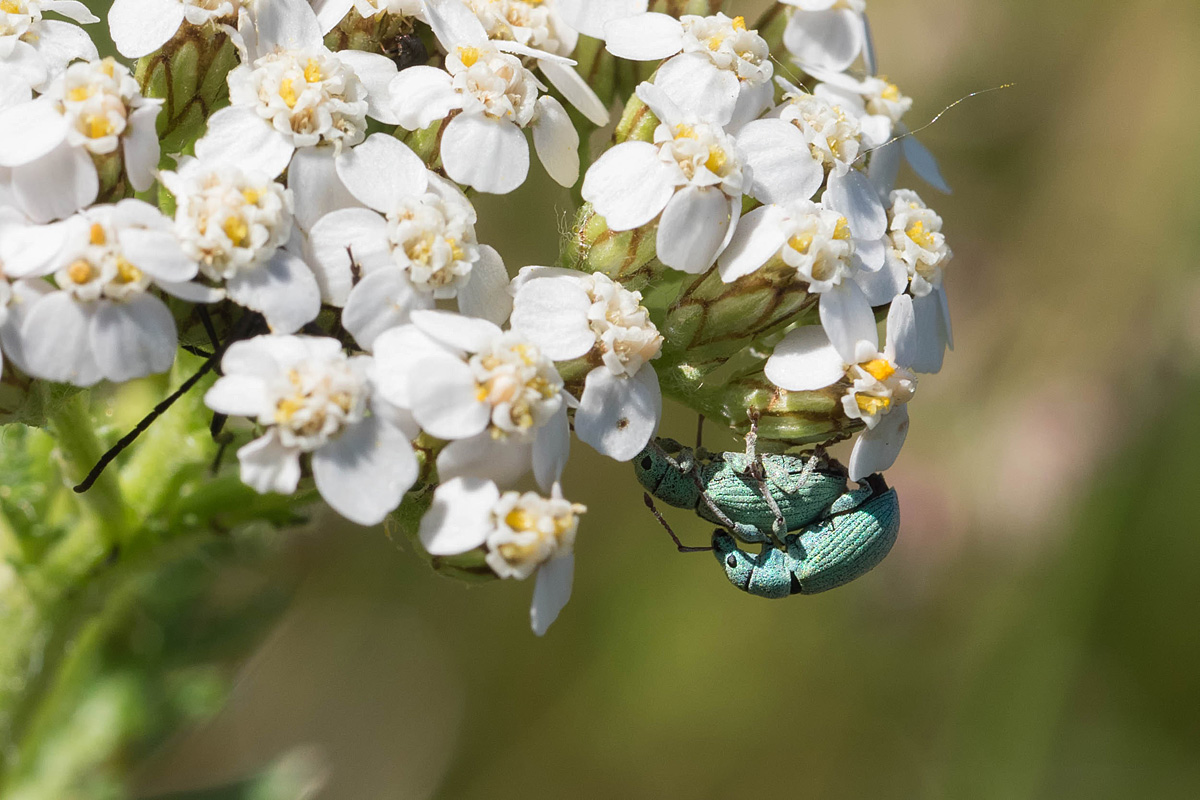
[634, 430, 900, 598]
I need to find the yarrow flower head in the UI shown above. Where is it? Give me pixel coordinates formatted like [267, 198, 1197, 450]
[204, 334, 420, 526]
[0, 0, 99, 97]
[511, 268, 663, 460]
[371, 310, 569, 489]
[885, 189, 953, 372]
[0, 57, 161, 222]
[779, 0, 872, 74]
[420, 477, 584, 634]
[308, 133, 511, 349]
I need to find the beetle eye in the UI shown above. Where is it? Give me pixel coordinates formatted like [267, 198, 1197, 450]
[726, 555, 737, 569]
[639, 456, 653, 470]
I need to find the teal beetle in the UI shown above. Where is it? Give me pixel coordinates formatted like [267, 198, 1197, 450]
[634, 437, 848, 545]
[712, 475, 900, 598]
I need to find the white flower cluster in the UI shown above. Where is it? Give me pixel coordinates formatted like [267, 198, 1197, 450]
[0, 0, 963, 632]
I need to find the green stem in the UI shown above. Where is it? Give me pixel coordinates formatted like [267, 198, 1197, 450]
[47, 391, 132, 547]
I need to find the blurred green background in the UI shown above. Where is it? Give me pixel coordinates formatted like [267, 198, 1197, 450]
[75, 0, 1200, 796]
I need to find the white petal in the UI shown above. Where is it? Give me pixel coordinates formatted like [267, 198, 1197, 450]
[557, 0, 647, 39]
[819, 281, 876, 364]
[908, 291, 946, 374]
[0, 214, 87, 277]
[387, 66, 461, 130]
[854, 254, 907, 306]
[848, 404, 909, 481]
[655, 185, 731, 274]
[91, 295, 177, 382]
[853, 235, 886, 273]
[868, 137, 902, 196]
[194, 107, 294, 177]
[441, 113, 529, 194]
[825, 163, 887, 240]
[255, 0, 323, 52]
[574, 365, 661, 462]
[308, 207, 391, 305]
[204, 374, 270, 417]
[0, 98, 66, 166]
[903, 135, 952, 194]
[19, 292, 100, 385]
[409, 353, 490, 439]
[122, 103, 163, 192]
[335, 133, 427, 211]
[33, 20, 98, 71]
[604, 12, 682, 60]
[411, 308, 501, 352]
[108, 0, 185, 58]
[418, 476, 498, 556]
[370, 325, 451, 405]
[227, 250, 322, 333]
[530, 552, 574, 636]
[532, 402, 569, 491]
[538, 59, 609, 127]
[436, 434, 533, 488]
[730, 79, 774, 130]
[532, 96, 579, 188]
[41, 0, 99, 23]
[119, 228, 196, 283]
[764, 326, 844, 392]
[718, 204, 788, 282]
[510, 277, 593, 360]
[580, 141, 678, 231]
[884, 292, 918, 367]
[738, 118, 823, 204]
[423, 0, 489, 49]
[336, 50, 400, 124]
[12, 142, 96, 222]
[653, 55, 737, 128]
[289, 146, 360, 231]
[783, 9, 863, 73]
[238, 433, 302, 495]
[157, 280, 224, 303]
[312, 415, 417, 526]
[314, 0, 353, 34]
[222, 334, 309, 376]
[456, 244, 511, 325]
[342, 267, 429, 349]
[938, 283, 954, 350]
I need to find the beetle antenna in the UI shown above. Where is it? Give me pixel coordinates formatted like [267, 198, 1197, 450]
[643, 494, 713, 553]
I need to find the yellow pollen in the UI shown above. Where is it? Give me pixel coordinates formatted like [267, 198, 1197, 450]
[279, 79, 297, 108]
[513, 343, 535, 366]
[303, 58, 322, 83]
[458, 46, 480, 67]
[241, 188, 262, 205]
[505, 509, 536, 532]
[115, 257, 142, 284]
[732, 16, 746, 31]
[406, 235, 433, 263]
[67, 260, 93, 284]
[498, 539, 540, 563]
[881, 82, 901, 102]
[0, 1, 20, 13]
[475, 384, 490, 402]
[84, 114, 113, 139]
[674, 123, 697, 140]
[861, 359, 896, 382]
[907, 220, 935, 248]
[788, 233, 813, 254]
[705, 146, 727, 175]
[856, 395, 892, 416]
[275, 396, 304, 424]
[448, 238, 465, 261]
[222, 215, 249, 246]
[99, 58, 115, 77]
[833, 217, 851, 240]
[707, 35, 724, 51]
[67, 86, 91, 102]
[89, 223, 106, 245]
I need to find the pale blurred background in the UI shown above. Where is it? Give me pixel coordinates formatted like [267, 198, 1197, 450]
[120, 0, 1200, 797]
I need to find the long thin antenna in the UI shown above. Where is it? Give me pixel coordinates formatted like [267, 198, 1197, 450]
[856, 83, 1016, 163]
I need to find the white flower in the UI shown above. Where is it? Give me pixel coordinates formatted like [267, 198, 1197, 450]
[9, 200, 198, 386]
[194, 0, 401, 228]
[419, 477, 584, 635]
[0, 0, 98, 94]
[371, 310, 570, 490]
[0, 57, 161, 222]
[204, 334, 420, 525]
[886, 189, 952, 372]
[108, 0, 244, 59]
[779, 0, 870, 74]
[160, 155, 322, 333]
[314, 0, 425, 35]
[555, 0, 644, 39]
[811, 68, 911, 147]
[764, 294, 919, 480]
[604, 11, 773, 127]
[581, 83, 748, 274]
[777, 79, 864, 169]
[307, 133, 511, 348]
[510, 268, 662, 460]
[387, 0, 584, 193]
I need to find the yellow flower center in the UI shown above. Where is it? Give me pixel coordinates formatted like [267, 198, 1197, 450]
[83, 114, 113, 139]
[856, 395, 892, 416]
[89, 223, 106, 245]
[67, 86, 91, 102]
[833, 217, 851, 240]
[705, 146, 727, 175]
[788, 233, 813, 254]
[241, 187, 261, 205]
[303, 58, 322, 83]
[907, 220, 935, 248]
[0, 1, 21, 13]
[458, 46, 480, 67]
[732, 16, 746, 31]
[114, 257, 142, 284]
[861, 359, 896, 382]
[674, 123, 697, 140]
[279, 79, 297, 108]
[222, 215, 249, 247]
[67, 260, 94, 284]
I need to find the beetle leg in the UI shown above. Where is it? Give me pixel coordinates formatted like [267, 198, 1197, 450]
[643, 494, 713, 553]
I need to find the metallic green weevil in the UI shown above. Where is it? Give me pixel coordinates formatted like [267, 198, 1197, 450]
[712, 475, 901, 598]
[634, 436, 848, 545]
